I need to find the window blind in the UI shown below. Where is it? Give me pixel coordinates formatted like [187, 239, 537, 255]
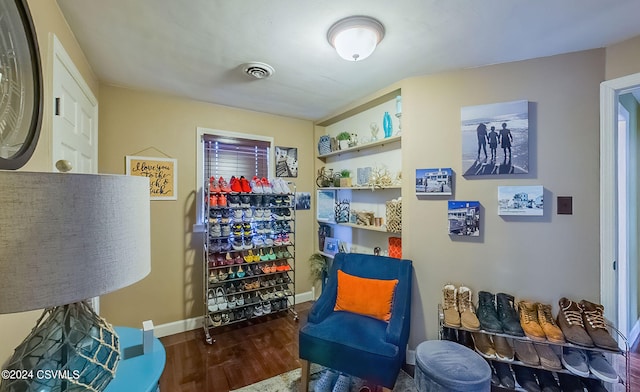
[203, 134, 270, 181]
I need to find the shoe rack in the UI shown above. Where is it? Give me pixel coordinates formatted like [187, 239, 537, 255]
[203, 182, 297, 344]
[437, 305, 630, 392]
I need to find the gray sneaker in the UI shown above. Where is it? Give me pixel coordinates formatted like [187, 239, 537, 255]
[586, 351, 618, 383]
[313, 370, 338, 392]
[561, 347, 589, 377]
[513, 339, 539, 366]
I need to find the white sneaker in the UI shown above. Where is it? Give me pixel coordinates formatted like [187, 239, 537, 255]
[271, 178, 284, 194]
[278, 178, 291, 194]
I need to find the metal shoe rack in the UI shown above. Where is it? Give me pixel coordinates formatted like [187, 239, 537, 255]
[437, 305, 630, 392]
[203, 183, 298, 344]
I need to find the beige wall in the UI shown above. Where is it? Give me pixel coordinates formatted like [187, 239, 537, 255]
[605, 35, 640, 81]
[0, 0, 99, 363]
[97, 85, 315, 326]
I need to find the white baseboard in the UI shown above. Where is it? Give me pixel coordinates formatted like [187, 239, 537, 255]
[628, 317, 640, 347]
[153, 291, 313, 338]
[406, 348, 416, 366]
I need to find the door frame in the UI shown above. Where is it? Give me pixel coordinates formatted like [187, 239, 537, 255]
[600, 72, 640, 336]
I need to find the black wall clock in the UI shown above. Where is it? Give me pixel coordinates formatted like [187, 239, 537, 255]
[0, 0, 42, 170]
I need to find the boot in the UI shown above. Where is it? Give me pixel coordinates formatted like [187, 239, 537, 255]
[537, 303, 565, 343]
[535, 369, 560, 392]
[518, 300, 546, 341]
[579, 300, 618, 351]
[557, 298, 593, 347]
[493, 361, 515, 389]
[458, 285, 480, 330]
[456, 329, 475, 350]
[441, 327, 457, 342]
[497, 293, 524, 336]
[512, 365, 541, 392]
[476, 291, 502, 333]
[442, 284, 460, 327]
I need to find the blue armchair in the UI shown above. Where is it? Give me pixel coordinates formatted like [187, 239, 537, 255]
[299, 253, 413, 391]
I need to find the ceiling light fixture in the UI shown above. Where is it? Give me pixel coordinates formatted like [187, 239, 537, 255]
[327, 16, 385, 62]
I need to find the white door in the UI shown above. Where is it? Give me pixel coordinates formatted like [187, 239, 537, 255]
[52, 35, 98, 174]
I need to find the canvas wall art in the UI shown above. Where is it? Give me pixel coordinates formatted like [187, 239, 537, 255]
[498, 185, 543, 216]
[461, 100, 529, 176]
[275, 146, 298, 177]
[448, 201, 480, 236]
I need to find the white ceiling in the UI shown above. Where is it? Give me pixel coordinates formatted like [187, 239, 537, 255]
[56, 0, 640, 121]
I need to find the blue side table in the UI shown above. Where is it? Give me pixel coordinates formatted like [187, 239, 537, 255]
[105, 326, 166, 392]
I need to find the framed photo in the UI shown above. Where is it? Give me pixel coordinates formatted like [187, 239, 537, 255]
[316, 189, 336, 222]
[126, 155, 177, 200]
[461, 100, 529, 176]
[275, 146, 298, 177]
[498, 185, 543, 216]
[448, 201, 480, 236]
[295, 192, 311, 210]
[323, 237, 340, 256]
[416, 168, 452, 195]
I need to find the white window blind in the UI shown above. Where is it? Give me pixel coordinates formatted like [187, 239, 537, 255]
[203, 134, 270, 181]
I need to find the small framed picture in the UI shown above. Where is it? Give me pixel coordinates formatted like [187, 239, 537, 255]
[448, 201, 480, 236]
[498, 186, 543, 216]
[415, 168, 452, 195]
[316, 189, 336, 222]
[323, 237, 340, 256]
[275, 146, 298, 177]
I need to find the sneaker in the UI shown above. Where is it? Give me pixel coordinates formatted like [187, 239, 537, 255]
[271, 178, 285, 194]
[260, 177, 273, 193]
[535, 369, 560, 392]
[458, 285, 480, 330]
[512, 365, 541, 392]
[228, 194, 240, 208]
[332, 374, 350, 392]
[240, 176, 252, 193]
[493, 335, 514, 361]
[519, 300, 546, 341]
[219, 176, 231, 193]
[243, 208, 253, 219]
[210, 224, 221, 237]
[442, 284, 460, 327]
[533, 343, 562, 371]
[512, 339, 539, 366]
[561, 347, 590, 377]
[586, 351, 618, 383]
[209, 194, 218, 207]
[249, 194, 262, 207]
[496, 293, 524, 337]
[240, 195, 251, 208]
[221, 224, 230, 237]
[209, 176, 221, 193]
[579, 300, 618, 351]
[232, 238, 244, 251]
[557, 297, 594, 347]
[580, 377, 608, 392]
[477, 291, 503, 333]
[217, 193, 227, 207]
[537, 303, 565, 343]
[493, 362, 515, 389]
[278, 178, 291, 194]
[471, 332, 496, 359]
[250, 176, 263, 193]
[230, 176, 242, 193]
[252, 236, 264, 247]
[233, 209, 243, 220]
[314, 370, 338, 392]
[557, 373, 585, 392]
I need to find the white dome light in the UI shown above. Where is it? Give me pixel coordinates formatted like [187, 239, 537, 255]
[327, 16, 385, 62]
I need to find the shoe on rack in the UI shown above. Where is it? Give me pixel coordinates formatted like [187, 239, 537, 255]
[240, 176, 252, 193]
[493, 335, 514, 361]
[313, 370, 339, 392]
[271, 178, 285, 194]
[217, 193, 227, 207]
[331, 374, 350, 392]
[557, 373, 585, 392]
[456, 329, 475, 350]
[533, 343, 562, 371]
[512, 339, 539, 366]
[535, 369, 560, 392]
[209, 176, 221, 193]
[512, 364, 541, 392]
[457, 285, 480, 330]
[442, 284, 460, 327]
[471, 332, 496, 359]
[493, 361, 515, 389]
[519, 300, 546, 341]
[561, 347, 590, 377]
[218, 176, 231, 193]
[586, 351, 618, 383]
[230, 176, 242, 193]
[250, 176, 263, 193]
[579, 300, 619, 351]
[476, 291, 502, 333]
[557, 297, 594, 347]
[536, 303, 565, 343]
[260, 177, 273, 193]
[441, 327, 457, 342]
[580, 377, 608, 392]
[496, 293, 524, 337]
[278, 178, 291, 194]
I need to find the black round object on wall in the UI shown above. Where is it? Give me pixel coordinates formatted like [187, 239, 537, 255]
[0, 0, 43, 170]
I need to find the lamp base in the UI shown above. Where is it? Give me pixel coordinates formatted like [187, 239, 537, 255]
[1, 301, 120, 392]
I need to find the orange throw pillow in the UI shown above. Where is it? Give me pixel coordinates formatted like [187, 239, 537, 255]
[334, 269, 398, 322]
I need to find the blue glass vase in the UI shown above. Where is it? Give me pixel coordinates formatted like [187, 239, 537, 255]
[383, 112, 392, 138]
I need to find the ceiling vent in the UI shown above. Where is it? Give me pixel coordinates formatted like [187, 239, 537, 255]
[242, 62, 275, 79]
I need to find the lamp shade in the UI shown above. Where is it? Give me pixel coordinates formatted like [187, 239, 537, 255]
[0, 171, 151, 313]
[327, 16, 385, 61]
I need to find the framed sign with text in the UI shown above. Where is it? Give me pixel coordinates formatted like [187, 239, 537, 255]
[126, 156, 177, 200]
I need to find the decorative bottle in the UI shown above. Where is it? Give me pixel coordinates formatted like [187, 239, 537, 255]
[383, 112, 392, 138]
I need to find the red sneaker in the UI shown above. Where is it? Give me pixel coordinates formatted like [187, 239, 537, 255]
[217, 193, 227, 207]
[209, 176, 221, 193]
[230, 176, 242, 193]
[209, 194, 218, 207]
[240, 176, 252, 193]
[219, 177, 232, 193]
[260, 177, 273, 193]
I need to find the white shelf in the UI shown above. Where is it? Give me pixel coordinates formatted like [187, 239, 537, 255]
[319, 220, 398, 233]
[318, 185, 401, 191]
[318, 134, 401, 159]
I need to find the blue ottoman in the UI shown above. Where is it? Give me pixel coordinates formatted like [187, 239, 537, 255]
[414, 340, 491, 392]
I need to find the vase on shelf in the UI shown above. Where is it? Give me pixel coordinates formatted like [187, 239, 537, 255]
[383, 112, 392, 138]
[370, 122, 380, 141]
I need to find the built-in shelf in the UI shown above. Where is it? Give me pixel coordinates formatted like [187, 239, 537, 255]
[318, 134, 401, 159]
[319, 220, 394, 233]
[318, 185, 401, 191]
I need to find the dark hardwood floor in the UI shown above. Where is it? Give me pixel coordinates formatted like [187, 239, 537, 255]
[159, 302, 640, 392]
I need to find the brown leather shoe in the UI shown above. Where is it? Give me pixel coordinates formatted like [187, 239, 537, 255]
[533, 343, 562, 371]
[579, 300, 618, 351]
[557, 297, 593, 347]
[471, 332, 496, 359]
[458, 285, 480, 330]
[442, 284, 461, 327]
[518, 300, 546, 341]
[493, 335, 514, 361]
[537, 303, 565, 343]
[512, 339, 539, 366]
